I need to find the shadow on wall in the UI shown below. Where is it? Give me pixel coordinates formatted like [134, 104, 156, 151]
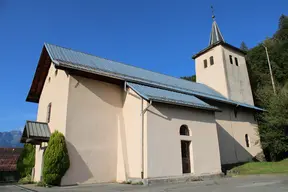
[216, 123, 264, 174]
[216, 123, 252, 159]
[147, 103, 215, 124]
[75, 76, 124, 108]
[117, 110, 130, 181]
[61, 141, 93, 186]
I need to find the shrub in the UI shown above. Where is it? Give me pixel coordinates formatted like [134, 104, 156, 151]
[43, 131, 70, 186]
[17, 144, 35, 178]
[36, 181, 48, 187]
[18, 174, 34, 184]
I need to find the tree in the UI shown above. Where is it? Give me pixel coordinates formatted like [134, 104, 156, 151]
[43, 131, 70, 186]
[240, 41, 249, 52]
[278, 14, 286, 29]
[274, 14, 288, 41]
[17, 144, 35, 178]
[258, 87, 288, 161]
[246, 14, 288, 161]
[180, 75, 196, 82]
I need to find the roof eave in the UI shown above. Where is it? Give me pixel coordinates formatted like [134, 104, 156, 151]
[26, 46, 52, 103]
[151, 99, 221, 112]
[126, 82, 220, 112]
[192, 41, 247, 59]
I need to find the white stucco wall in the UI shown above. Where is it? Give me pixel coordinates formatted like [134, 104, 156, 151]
[61, 75, 123, 185]
[223, 47, 254, 105]
[34, 63, 70, 182]
[34, 62, 258, 185]
[213, 103, 262, 164]
[195, 45, 229, 98]
[146, 103, 222, 178]
[117, 88, 147, 181]
[195, 45, 254, 105]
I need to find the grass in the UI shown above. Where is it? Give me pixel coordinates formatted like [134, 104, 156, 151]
[228, 159, 288, 175]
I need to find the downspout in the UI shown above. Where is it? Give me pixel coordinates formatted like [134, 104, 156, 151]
[141, 99, 152, 179]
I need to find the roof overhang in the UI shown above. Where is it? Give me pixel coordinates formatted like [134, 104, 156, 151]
[20, 121, 51, 145]
[126, 82, 221, 112]
[192, 41, 247, 59]
[26, 46, 52, 103]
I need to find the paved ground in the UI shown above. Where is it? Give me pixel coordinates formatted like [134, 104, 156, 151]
[0, 184, 27, 192]
[2, 175, 288, 192]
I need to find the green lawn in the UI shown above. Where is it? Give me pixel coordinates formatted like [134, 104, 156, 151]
[228, 159, 288, 175]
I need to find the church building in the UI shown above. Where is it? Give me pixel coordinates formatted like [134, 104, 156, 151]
[21, 17, 263, 185]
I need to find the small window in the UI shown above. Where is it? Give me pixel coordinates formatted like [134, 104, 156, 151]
[180, 125, 189, 136]
[235, 57, 239, 66]
[229, 55, 233, 64]
[204, 59, 208, 68]
[55, 69, 58, 77]
[245, 134, 250, 147]
[48, 77, 51, 83]
[47, 103, 52, 123]
[210, 56, 214, 65]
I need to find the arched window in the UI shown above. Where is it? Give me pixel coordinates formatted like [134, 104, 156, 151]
[245, 134, 250, 147]
[180, 125, 189, 136]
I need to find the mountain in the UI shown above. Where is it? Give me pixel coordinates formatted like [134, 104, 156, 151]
[0, 130, 23, 148]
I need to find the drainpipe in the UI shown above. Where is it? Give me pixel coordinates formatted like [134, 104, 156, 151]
[124, 82, 152, 179]
[141, 99, 152, 179]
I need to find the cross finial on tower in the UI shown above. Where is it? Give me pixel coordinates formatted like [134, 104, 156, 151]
[211, 5, 215, 20]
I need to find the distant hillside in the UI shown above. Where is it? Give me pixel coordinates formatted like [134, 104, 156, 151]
[0, 130, 23, 148]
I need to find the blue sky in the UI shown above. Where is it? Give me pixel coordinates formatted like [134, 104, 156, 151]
[0, 0, 286, 132]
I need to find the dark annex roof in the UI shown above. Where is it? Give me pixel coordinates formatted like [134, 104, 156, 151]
[26, 43, 263, 112]
[20, 121, 51, 145]
[127, 82, 220, 111]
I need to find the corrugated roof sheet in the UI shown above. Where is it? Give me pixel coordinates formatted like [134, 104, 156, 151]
[26, 121, 50, 138]
[44, 43, 263, 111]
[21, 121, 51, 144]
[127, 82, 219, 111]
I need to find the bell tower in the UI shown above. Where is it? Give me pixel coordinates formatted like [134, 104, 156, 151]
[192, 9, 254, 105]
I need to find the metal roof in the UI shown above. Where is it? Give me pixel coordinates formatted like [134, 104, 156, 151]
[209, 20, 225, 46]
[20, 121, 51, 144]
[127, 82, 220, 111]
[44, 43, 263, 111]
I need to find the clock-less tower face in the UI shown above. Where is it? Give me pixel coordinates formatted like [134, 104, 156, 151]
[193, 20, 254, 105]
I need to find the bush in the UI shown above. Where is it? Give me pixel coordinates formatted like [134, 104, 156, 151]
[17, 144, 35, 178]
[43, 131, 70, 186]
[18, 174, 34, 184]
[36, 181, 48, 187]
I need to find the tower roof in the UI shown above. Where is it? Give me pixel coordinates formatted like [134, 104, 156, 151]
[209, 20, 225, 46]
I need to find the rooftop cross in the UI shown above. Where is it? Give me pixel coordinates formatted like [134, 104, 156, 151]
[211, 5, 215, 20]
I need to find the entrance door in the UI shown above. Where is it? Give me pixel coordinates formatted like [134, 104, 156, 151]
[181, 140, 191, 173]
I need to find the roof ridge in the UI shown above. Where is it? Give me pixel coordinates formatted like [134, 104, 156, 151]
[44, 43, 204, 87]
[26, 120, 48, 124]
